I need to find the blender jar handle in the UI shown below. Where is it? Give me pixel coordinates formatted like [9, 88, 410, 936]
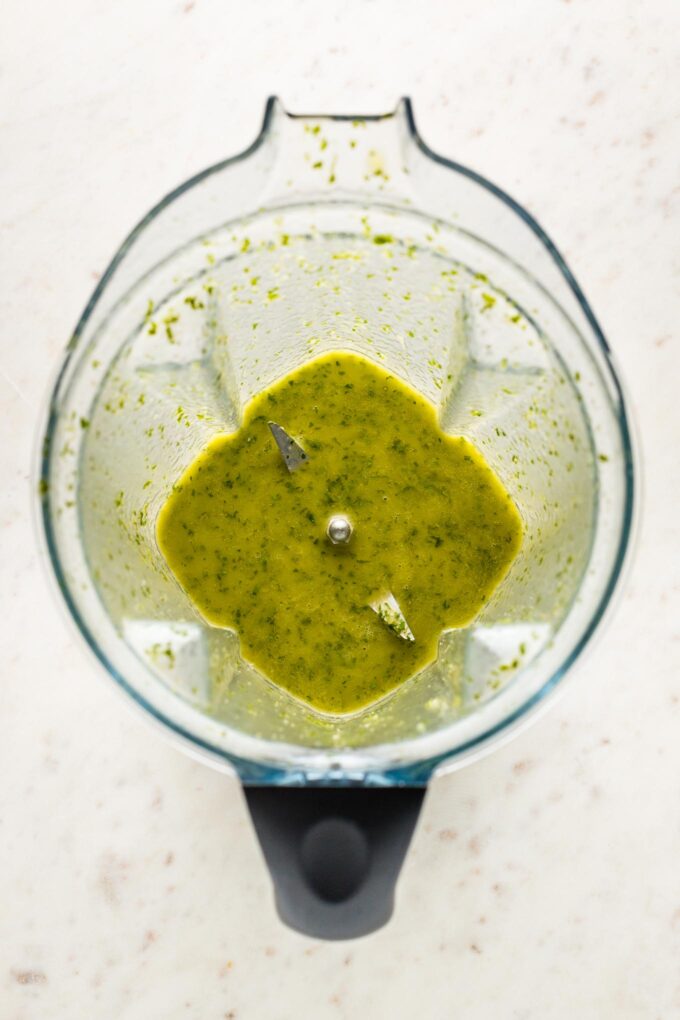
[244, 784, 425, 940]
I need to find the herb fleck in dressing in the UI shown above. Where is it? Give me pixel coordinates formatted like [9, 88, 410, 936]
[157, 352, 522, 713]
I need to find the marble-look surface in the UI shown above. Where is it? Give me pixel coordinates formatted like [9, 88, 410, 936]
[1, 1, 679, 1016]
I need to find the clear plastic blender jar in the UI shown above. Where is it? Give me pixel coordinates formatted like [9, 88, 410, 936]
[38, 99, 635, 938]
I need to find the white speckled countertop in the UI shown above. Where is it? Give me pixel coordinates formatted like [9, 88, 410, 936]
[2, 1, 679, 1016]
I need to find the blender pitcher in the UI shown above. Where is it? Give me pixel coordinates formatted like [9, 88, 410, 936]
[38, 99, 635, 939]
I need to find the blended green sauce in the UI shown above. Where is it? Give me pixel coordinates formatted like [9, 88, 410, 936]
[157, 352, 522, 713]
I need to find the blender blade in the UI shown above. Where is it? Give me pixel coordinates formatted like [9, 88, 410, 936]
[370, 593, 415, 642]
[268, 421, 309, 472]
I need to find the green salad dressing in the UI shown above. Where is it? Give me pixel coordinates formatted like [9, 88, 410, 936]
[157, 352, 522, 713]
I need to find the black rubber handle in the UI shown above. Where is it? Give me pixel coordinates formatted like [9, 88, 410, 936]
[244, 784, 425, 940]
